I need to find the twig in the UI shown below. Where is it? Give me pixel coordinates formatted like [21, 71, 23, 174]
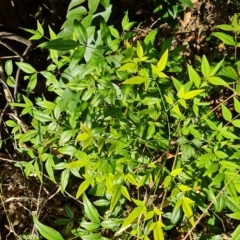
[0, 32, 30, 46]
[0, 41, 23, 60]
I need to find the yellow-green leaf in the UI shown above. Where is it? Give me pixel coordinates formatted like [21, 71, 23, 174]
[121, 185, 131, 201]
[178, 184, 192, 192]
[153, 221, 165, 240]
[118, 63, 138, 73]
[187, 64, 201, 88]
[173, 105, 186, 120]
[208, 76, 229, 86]
[179, 85, 185, 99]
[182, 197, 194, 226]
[157, 72, 168, 78]
[136, 41, 144, 59]
[221, 104, 232, 121]
[183, 89, 204, 99]
[121, 206, 143, 228]
[164, 95, 174, 105]
[76, 180, 91, 199]
[33, 216, 64, 240]
[157, 49, 168, 72]
[122, 76, 146, 84]
[171, 168, 183, 177]
[65, 160, 88, 169]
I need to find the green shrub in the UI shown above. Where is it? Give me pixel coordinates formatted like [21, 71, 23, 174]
[4, 1, 240, 239]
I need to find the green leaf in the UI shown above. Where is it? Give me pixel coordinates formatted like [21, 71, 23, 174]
[221, 104, 232, 121]
[220, 130, 239, 139]
[76, 180, 91, 198]
[136, 41, 144, 59]
[5, 60, 13, 76]
[118, 63, 137, 73]
[121, 206, 143, 228]
[83, 193, 100, 223]
[45, 157, 56, 183]
[201, 55, 210, 78]
[187, 64, 201, 88]
[234, 97, 240, 114]
[61, 169, 70, 193]
[67, 6, 87, 19]
[171, 206, 182, 224]
[32, 110, 53, 122]
[27, 73, 38, 95]
[88, 0, 99, 14]
[157, 49, 168, 72]
[65, 159, 88, 169]
[226, 212, 240, 220]
[153, 221, 165, 240]
[232, 13, 238, 28]
[74, 20, 88, 44]
[69, 47, 86, 69]
[110, 184, 122, 212]
[232, 120, 240, 128]
[33, 216, 64, 240]
[171, 168, 183, 177]
[37, 20, 44, 35]
[210, 58, 224, 77]
[16, 62, 36, 74]
[182, 197, 194, 226]
[100, 18, 111, 44]
[80, 222, 100, 231]
[122, 76, 146, 84]
[101, 219, 123, 229]
[211, 32, 236, 46]
[59, 130, 74, 146]
[208, 76, 229, 86]
[81, 233, 101, 240]
[122, 11, 129, 30]
[216, 24, 234, 31]
[121, 185, 131, 201]
[210, 173, 224, 186]
[58, 146, 77, 155]
[231, 224, 240, 240]
[179, 0, 192, 7]
[178, 185, 192, 192]
[220, 161, 240, 169]
[20, 130, 38, 143]
[183, 89, 204, 99]
[68, 0, 86, 11]
[40, 38, 81, 51]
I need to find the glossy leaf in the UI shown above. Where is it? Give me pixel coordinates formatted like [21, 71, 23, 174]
[40, 38, 81, 51]
[16, 62, 36, 74]
[83, 193, 100, 223]
[33, 216, 64, 240]
[101, 219, 123, 229]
